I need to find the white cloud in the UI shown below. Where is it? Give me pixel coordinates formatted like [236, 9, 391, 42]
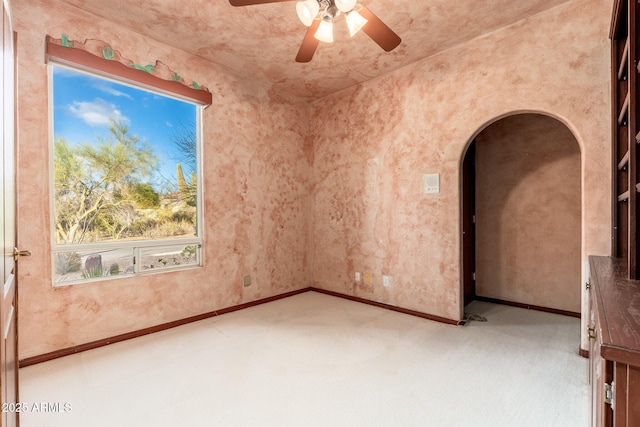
[94, 82, 133, 100]
[68, 98, 128, 127]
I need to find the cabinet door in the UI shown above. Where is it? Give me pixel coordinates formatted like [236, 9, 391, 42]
[630, 365, 640, 423]
[589, 288, 595, 384]
[590, 321, 613, 426]
[613, 363, 640, 426]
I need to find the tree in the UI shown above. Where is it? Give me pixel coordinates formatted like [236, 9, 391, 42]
[170, 120, 197, 171]
[54, 119, 159, 244]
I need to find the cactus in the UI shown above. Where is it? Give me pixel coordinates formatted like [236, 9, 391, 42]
[131, 63, 155, 73]
[101, 45, 115, 60]
[177, 163, 188, 196]
[61, 34, 72, 47]
[176, 163, 197, 207]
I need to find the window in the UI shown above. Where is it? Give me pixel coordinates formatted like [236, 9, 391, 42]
[50, 63, 204, 285]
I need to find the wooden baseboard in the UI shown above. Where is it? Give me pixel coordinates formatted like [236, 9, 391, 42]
[474, 296, 581, 318]
[579, 348, 589, 358]
[21, 286, 464, 368]
[19, 287, 313, 368]
[311, 287, 464, 326]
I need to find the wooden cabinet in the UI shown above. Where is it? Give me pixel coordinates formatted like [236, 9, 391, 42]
[594, 1, 640, 425]
[610, 0, 640, 278]
[589, 256, 640, 426]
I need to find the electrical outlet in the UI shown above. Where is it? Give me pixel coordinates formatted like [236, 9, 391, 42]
[243, 275, 252, 287]
[382, 275, 391, 287]
[364, 272, 371, 284]
[355, 272, 361, 282]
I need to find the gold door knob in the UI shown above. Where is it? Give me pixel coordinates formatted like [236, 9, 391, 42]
[13, 248, 31, 262]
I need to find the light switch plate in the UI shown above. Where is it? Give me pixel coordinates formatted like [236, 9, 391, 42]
[424, 173, 440, 194]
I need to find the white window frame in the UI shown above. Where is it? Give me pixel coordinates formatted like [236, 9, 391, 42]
[48, 61, 205, 286]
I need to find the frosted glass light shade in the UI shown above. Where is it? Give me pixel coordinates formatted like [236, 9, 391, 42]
[335, 0, 357, 12]
[346, 9, 368, 37]
[296, 0, 320, 27]
[314, 19, 334, 43]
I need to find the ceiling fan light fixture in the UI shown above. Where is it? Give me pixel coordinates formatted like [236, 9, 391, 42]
[296, 0, 320, 27]
[314, 18, 334, 43]
[346, 9, 368, 37]
[335, 0, 357, 13]
[227, 0, 400, 62]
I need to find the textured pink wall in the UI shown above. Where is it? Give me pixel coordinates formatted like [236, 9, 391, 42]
[14, 0, 611, 359]
[475, 114, 581, 313]
[14, 0, 313, 359]
[310, 0, 611, 329]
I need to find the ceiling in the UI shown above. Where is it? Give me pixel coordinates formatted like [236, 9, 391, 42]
[58, 0, 572, 100]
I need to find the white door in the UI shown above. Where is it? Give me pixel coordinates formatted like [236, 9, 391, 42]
[1, 1, 23, 426]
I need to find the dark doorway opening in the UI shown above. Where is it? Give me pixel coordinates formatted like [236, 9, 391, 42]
[462, 140, 476, 307]
[461, 114, 581, 315]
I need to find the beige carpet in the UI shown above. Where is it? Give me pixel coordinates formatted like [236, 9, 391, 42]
[19, 291, 589, 426]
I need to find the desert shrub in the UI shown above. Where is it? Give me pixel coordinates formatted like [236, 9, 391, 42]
[109, 263, 121, 275]
[156, 220, 193, 237]
[181, 245, 196, 257]
[130, 183, 160, 209]
[82, 264, 105, 279]
[55, 252, 82, 275]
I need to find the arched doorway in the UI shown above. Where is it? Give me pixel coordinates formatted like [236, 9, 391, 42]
[462, 113, 581, 314]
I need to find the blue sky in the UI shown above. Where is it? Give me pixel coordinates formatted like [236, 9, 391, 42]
[52, 65, 197, 191]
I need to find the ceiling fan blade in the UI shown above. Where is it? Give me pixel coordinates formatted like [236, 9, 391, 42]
[359, 6, 402, 52]
[229, 0, 293, 6]
[296, 18, 321, 63]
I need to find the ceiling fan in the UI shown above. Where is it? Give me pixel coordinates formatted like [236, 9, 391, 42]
[228, 0, 402, 63]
